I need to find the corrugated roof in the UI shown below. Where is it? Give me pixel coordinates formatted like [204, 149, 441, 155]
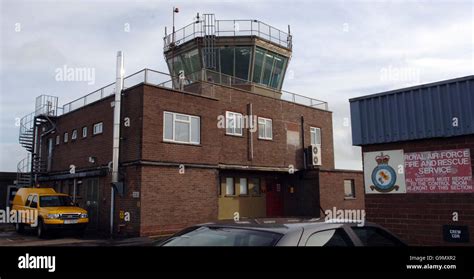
[350, 75, 474, 146]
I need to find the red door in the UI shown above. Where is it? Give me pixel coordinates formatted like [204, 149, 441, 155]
[266, 182, 283, 217]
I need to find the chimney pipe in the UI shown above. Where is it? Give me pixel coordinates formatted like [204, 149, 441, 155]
[111, 51, 124, 236]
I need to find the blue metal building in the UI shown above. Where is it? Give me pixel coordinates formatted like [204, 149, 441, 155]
[350, 75, 474, 146]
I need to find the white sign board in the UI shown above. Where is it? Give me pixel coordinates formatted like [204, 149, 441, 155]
[363, 150, 406, 194]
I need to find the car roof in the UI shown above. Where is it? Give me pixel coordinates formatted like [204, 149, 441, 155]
[196, 218, 374, 234]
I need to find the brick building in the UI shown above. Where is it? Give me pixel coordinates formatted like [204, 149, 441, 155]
[350, 75, 474, 245]
[17, 15, 363, 237]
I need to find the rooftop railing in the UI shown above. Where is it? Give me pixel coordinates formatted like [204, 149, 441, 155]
[163, 19, 292, 51]
[49, 67, 327, 118]
[196, 69, 328, 111]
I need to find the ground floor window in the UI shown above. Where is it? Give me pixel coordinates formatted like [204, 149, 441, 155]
[344, 179, 355, 199]
[225, 177, 235, 196]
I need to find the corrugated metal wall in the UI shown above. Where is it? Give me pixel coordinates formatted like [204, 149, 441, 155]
[350, 76, 474, 146]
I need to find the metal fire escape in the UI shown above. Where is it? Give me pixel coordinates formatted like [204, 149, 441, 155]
[17, 95, 59, 187]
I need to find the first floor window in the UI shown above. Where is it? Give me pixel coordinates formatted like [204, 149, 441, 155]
[55, 135, 60, 145]
[226, 111, 243, 136]
[258, 117, 273, 140]
[63, 132, 68, 143]
[310, 127, 321, 145]
[239, 178, 248, 195]
[164, 112, 200, 144]
[71, 129, 77, 140]
[93, 122, 103, 135]
[82, 126, 87, 138]
[344, 180, 355, 199]
[225, 177, 235, 196]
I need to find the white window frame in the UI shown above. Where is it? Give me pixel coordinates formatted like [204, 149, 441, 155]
[55, 135, 60, 145]
[239, 178, 248, 196]
[310, 127, 321, 145]
[63, 132, 68, 143]
[225, 177, 235, 196]
[71, 129, 77, 140]
[163, 111, 200, 145]
[93, 122, 103, 135]
[82, 126, 87, 138]
[258, 117, 273, 140]
[225, 111, 243, 136]
[344, 179, 356, 199]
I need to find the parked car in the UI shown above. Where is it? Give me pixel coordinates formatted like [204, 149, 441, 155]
[156, 218, 406, 246]
[11, 187, 89, 238]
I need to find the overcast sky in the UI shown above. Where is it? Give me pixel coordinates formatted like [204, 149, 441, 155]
[0, 0, 473, 172]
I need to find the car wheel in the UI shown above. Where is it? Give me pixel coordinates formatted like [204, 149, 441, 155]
[15, 223, 24, 234]
[37, 219, 47, 239]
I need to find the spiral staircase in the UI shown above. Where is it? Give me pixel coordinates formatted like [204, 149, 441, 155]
[17, 95, 59, 187]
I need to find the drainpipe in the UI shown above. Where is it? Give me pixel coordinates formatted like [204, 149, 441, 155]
[301, 116, 307, 170]
[111, 51, 124, 236]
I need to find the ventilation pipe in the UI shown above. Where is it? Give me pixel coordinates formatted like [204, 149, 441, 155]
[111, 51, 124, 236]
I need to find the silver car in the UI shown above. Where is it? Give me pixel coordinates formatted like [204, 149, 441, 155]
[157, 218, 406, 247]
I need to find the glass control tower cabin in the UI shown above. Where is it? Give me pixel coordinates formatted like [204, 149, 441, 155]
[163, 14, 292, 98]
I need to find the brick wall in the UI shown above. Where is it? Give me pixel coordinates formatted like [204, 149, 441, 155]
[318, 170, 365, 212]
[141, 84, 334, 170]
[140, 166, 218, 236]
[362, 135, 474, 245]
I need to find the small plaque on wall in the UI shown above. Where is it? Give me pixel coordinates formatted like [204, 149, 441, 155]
[442, 225, 470, 243]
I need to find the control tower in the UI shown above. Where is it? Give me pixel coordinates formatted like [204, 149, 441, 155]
[163, 14, 292, 98]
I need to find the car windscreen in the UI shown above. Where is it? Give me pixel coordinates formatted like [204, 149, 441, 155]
[161, 226, 283, 246]
[40, 195, 74, 207]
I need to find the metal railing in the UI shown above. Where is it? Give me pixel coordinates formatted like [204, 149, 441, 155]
[195, 69, 328, 110]
[163, 19, 292, 51]
[30, 67, 326, 123]
[61, 69, 175, 115]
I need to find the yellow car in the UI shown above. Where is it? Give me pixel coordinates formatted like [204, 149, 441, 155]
[12, 188, 89, 238]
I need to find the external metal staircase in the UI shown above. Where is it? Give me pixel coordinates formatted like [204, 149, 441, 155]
[17, 95, 59, 187]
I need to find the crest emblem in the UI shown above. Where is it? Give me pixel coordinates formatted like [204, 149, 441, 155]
[369, 152, 399, 192]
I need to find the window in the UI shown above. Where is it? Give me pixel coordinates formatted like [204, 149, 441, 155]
[71, 129, 77, 140]
[93, 122, 103, 135]
[226, 111, 243, 136]
[163, 112, 200, 144]
[162, 226, 282, 246]
[252, 47, 288, 89]
[30, 195, 38, 208]
[249, 178, 261, 196]
[352, 226, 405, 246]
[82, 126, 87, 138]
[55, 135, 60, 145]
[305, 229, 354, 247]
[310, 127, 321, 145]
[25, 195, 33, 206]
[239, 178, 248, 196]
[234, 47, 251, 80]
[181, 49, 201, 79]
[63, 132, 68, 143]
[344, 179, 355, 199]
[258, 117, 273, 140]
[225, 177, 235, 196]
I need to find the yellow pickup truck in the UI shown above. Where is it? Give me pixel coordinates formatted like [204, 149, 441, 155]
[12, 188, 89, 238]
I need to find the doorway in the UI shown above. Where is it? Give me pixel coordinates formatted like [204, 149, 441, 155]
[83, 178, 100, 230]
[266, 179, 283, 217]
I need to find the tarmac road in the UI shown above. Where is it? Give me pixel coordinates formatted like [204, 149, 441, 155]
[0, 226, 159, 246]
